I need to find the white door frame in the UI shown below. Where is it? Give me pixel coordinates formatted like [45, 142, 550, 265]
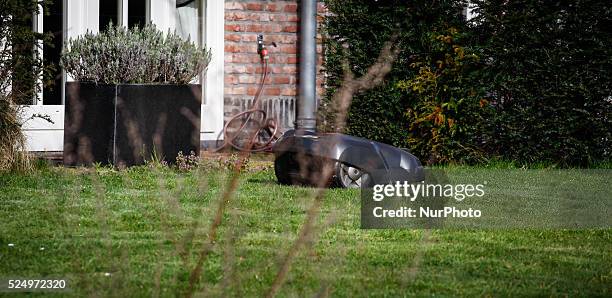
[21, 0, 224, 151]
[200, 0, 224, 142]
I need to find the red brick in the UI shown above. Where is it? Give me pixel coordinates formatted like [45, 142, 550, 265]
[280, 45, 297, 54]
[225, 24, 241, 32]
[264, 87, 281, 96]
[235, 54, 261, 64]
[246, 65, 271, 74]
[269, 66, 283, 74]
[262, 24, 282, 33]
[245, 24, 263, 32]
[225, 44, 237, 53]
[247, 86, 259, 96]
[271, 14, 287, 22]
[225, 34, 241, 42]
[287, 14, 299, 22]
[226, 86, 246, 95]
[287, 56, 298, 64]
[238, 75, 257, 84]
[284, 4, 298, 13]
[244, 44, 258, 53]
[273, 76, 291, 84]
[226, 43, 257, 53]
[246, 3, 263, 11]
[279, 35, 297, 44]
[225, 2, 244, 10]
[239, 54, 255, 64]
[261, 66, 274, 74]
[267, 55, 284, 63]
[225, 75, 238, 85]
[281, 87, 297, 96]
[242, 34, 258, 42]
[258, 12, 273, 21]
[227, 65, 247, 74]
[266, 4, 278, 12]
[281, 65, 297, 74]
[282, 25, 298, 33]
[225, 11, 247, 21]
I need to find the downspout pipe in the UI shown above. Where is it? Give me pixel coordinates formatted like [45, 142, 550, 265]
[296, 0, 317, 132]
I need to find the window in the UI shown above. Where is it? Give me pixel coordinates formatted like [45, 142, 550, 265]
[42, 0, 64, 105]
[128, 0, 146, 28]
[99, 0, 119, 30]
[176, 0, 200, 43]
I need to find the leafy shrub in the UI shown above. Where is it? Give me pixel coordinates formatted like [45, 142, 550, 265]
[61, 24, 211, 84]
[396, 27, 491, 164]
[319, 0, 468, 151]
[322, 0, 611, 166]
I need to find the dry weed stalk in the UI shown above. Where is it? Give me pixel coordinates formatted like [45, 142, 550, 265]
[148, 165, 201, 297]
[152, 33, 401, 298]
[184, 157, 247, 297]
[265, 34, 401, 298]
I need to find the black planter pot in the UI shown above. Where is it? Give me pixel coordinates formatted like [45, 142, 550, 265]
[64, 82, 201, 167]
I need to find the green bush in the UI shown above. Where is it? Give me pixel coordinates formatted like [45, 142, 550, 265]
[322, 0, 611, 166]
[396, 27, 491, 164]
[472, 0, 611, 166]
[61, 24, 211, 84]
[320, 0, 472, 160]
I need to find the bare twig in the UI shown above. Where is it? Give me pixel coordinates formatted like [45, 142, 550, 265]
[184, 152, 250, 297]
[265, 34, 401, 298]
[333, 34, 401, 133]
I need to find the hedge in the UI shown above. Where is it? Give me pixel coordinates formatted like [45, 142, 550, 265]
[321, 0, 611, 166]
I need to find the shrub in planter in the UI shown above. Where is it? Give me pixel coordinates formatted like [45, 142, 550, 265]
[61, 24, 211, 166]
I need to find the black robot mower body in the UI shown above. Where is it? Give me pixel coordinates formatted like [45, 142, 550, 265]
[273, 130, 424, 188]
[271, 0, 424, 188]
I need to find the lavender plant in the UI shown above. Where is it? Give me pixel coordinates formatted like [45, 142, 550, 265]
[61, 24, 211, 84]
[176, 151, 198, 172]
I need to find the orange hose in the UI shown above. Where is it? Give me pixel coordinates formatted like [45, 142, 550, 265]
[216, 59, 279, 152]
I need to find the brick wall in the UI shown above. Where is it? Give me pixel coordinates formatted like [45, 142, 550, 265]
[224, 0, 325, 131]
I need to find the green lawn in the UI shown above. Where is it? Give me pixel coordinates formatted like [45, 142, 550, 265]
[0, 164, 610, 297]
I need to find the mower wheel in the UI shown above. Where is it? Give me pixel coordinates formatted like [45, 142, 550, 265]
[334, 162, 370, 188]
